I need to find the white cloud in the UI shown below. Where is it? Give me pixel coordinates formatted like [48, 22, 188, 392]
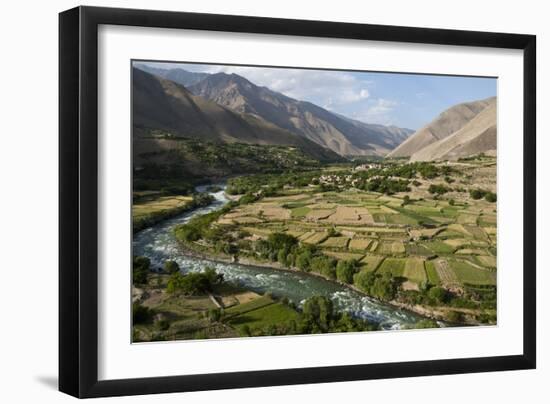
[190, 65, 371, 108]
[352, 98, 399, 125]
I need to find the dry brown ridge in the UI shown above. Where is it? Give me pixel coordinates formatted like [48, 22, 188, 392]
[387, 97, 496, 161]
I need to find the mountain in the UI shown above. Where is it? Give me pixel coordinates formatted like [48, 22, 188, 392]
[134, 63, 209, 87]
[409, 98, 496, 161]
[188, 72, 413, 156]
[387, 97, 496, 159]
[132, 67, 342, 162]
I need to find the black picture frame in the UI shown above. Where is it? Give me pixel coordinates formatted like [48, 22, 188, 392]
[59, 5, 536, 398]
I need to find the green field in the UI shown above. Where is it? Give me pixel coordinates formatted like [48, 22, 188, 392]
[224, 295, 275, 316]
[360, 255, 384, 272]
[425, 260, 441, 285]
[377, 258, 406, 277]
[403, 258, 427, 284]
[228, 302, 300, 333]
[448, 259, 497, 286]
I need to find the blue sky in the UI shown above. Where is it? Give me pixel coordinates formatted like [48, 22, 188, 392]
[140, 61, 497, 130]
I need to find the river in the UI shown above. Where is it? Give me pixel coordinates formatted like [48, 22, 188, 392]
[133, 184, 423, 330]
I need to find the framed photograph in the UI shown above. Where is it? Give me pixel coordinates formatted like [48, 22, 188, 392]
[59, 6, 536, 398]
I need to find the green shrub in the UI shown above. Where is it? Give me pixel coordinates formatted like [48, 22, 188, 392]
[470, 189, 484, 200]
[427, 286, 448, 304]
[164, 260, 180, 274]
[484, 192, 497, 202]
[133, 256, 150, 284]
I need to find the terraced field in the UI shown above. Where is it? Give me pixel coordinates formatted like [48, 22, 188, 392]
[133, 195, 193, 219]
[132, 195, 195, 232]
[403, 258, 427, 284]
[378, 258, 407, 277]
[212, 159, 497, 296]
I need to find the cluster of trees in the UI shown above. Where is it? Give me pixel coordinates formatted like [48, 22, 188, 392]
[223, 161, 456, 198]
[428, 184, 452, 195]
[470, 188, 497, 202]
[166, 267, 224, 295]
[354, 270, 399, 301]
[253, 233, 362, 284]
[299, 296, 377, 333]
[355, 177, 411, 195]
[458, 152, 488, 162]
[226, 171, 320, 196]
[237, 296, 378, 337]
[357, 162, 454, 180]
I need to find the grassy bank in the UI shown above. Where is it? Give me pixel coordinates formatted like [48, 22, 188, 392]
[132, 192, 214, 233]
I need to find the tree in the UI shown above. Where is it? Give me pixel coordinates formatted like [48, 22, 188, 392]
[428, 184, 450, 195]
[354, 270, 376, 293]
[370, 272, 397, 301]
[203, 266, 224, 285]
[166, 268, 223, 295]
[164, 260, 180, 274]
[295, 251, 312, 272]
[310, 256, 336, 279]
[470, 189, 484, 200]
[133, 256, 150, 284]
[302, 296, 334, 332]
[336, 260, 359, 284]
[277, 249, 289, 266]
[267, 232, 298, 251]
[485, 192, 497, 203]
[427, 286, 448, 304]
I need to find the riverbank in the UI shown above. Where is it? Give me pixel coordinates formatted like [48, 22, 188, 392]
[174, 241, 461, 326]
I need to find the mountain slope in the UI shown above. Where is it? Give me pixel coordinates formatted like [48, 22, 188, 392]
[188, 72, 413, 156]
[132, 67, 342, 162]
[387, 97, 495, 158]
[134, 63, 209, 87]
[410, 99, 496, 161]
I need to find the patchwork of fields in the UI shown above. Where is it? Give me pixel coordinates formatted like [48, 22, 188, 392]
[215, 161, 497, 292]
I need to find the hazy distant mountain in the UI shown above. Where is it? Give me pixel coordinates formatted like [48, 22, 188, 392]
[188, 72, 413, 156]
[387, 97, 496, 160]
[134, 63, 209, 87]
[132, 68, 342, 162]
[410, 97, 496, 161]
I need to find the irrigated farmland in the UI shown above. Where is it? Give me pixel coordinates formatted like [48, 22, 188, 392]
[171, 157, 498, 327]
